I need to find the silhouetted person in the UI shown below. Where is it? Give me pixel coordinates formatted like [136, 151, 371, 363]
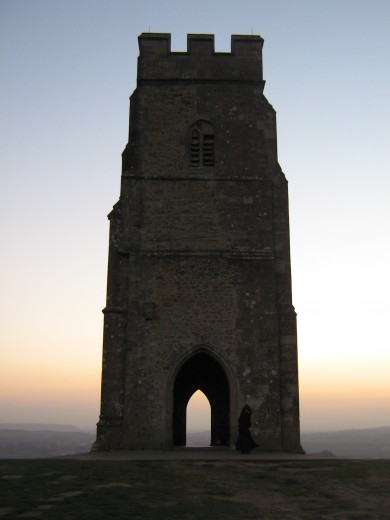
[235, 405, 258, 454]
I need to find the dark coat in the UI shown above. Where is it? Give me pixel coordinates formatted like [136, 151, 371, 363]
[235, 407, 257, 453]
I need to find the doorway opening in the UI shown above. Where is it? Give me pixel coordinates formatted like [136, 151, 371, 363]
[172, 351, 230, 446]
[186, 390, 211, 447]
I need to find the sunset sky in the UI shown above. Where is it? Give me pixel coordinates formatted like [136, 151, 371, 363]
[1, 0, 389, 434]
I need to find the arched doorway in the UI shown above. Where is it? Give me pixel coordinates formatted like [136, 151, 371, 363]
[172, 352, 230, 446]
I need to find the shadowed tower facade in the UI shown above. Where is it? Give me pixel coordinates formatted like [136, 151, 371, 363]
[94, 33, 303, 452]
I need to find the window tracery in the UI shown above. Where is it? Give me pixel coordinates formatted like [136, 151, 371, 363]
[190, 121, 215, 167]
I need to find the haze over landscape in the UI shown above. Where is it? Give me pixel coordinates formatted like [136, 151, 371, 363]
[1, 0, 389, 436]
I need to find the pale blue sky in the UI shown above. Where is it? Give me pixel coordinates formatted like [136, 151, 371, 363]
[1, 0, 389, 431]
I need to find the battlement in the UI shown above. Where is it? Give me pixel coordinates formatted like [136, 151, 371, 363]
[137, 33, 264, 83]
[138, 33, 263, 56]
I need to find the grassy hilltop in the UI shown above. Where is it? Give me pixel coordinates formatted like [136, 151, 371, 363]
[1, 459, 390, 519]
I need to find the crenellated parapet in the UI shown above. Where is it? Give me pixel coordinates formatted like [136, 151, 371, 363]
[137, 33, 264, 83]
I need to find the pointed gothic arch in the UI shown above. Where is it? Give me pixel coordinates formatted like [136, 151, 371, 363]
[172, 350, 230, 446]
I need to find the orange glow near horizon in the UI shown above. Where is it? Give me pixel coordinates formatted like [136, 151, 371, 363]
[1, 350, 389, 432]
[187, 390, 211, 433]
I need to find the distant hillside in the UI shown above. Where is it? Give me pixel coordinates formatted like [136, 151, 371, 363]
[1, 425, 389, 459]
[301, 426, 390, 459]
[0, 429, 95, 458]
[188, 426, 390, 458]
[187, 431, 211, 447]
[0, 423, 84, 432]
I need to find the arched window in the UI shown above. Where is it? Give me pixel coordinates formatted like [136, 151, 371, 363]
[190, 121, 215, 167]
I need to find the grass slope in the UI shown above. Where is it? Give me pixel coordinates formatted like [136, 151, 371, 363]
[1, 459, 389, 519]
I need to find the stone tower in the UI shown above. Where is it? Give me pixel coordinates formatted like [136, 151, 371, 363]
[94, 33, 303, 452]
